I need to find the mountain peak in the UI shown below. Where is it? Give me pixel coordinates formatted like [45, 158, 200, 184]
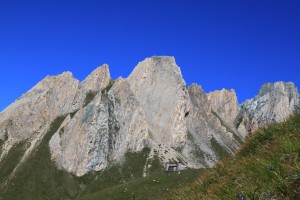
[80, 64, 111, 92]
[258, 81, 297, 97]
[59, 71, 73, 77]
[126, 56, 188, 147]
[131, 56, 177, 74]
[0, 57, 299, 182]
[146, 55, 176, 63]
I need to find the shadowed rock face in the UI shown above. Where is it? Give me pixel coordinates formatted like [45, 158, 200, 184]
[0, 56, 299, 176]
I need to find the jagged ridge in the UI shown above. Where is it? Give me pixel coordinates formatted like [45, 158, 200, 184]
[0, 56, 299, 178]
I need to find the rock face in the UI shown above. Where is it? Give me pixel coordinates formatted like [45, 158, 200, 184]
[71, 65, 111, 111]
[0, 72, 79, 160]
[127, 57, 189, 147]
[50, 56, 190, 176]
[236, 82, 300, 136]
[208, 89, 239, 128]
[0, 56, 299, 176]
[183, 84, 240, 168]
[50, 76, 150, 176]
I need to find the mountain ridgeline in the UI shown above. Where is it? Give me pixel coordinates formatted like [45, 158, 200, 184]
[0, 56, 299, 199]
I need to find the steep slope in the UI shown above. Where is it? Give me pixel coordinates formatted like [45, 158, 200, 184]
[49, 76, 150, 176]
[48, 56, 245, 176]
[165, 114, 300, 200]
[0, 72, 79, 145]
[181, 84, 240, 168]
[208, 89, 239, 127]
[0, 115, 79, 199]
[236, 82, 300, 137]
[49, 56, 192, 176]
[71, 65, 111, 111]
[126, 56, 189, 147]
[0, 56, 299, 199]
[0, 72, 79, 182]
[0, 56, 300, 199]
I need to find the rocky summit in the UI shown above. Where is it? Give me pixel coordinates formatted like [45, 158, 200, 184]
[0, 56, 299, 178]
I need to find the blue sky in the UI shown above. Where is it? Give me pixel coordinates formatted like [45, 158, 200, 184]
[0, 0, 299, 111]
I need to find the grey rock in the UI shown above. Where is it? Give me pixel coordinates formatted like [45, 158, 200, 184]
[71, 64, 111, 111]
[1, 57, 299, 177]
[183, 84, 240, 167]
[127, 56, 189, 147]
[237, 82, 300, 133]
[208, 88, 239, 128]
[0, 72, 79, 160]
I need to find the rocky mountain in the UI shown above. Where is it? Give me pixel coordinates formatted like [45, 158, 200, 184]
[236, 82, 300, 136]
[0, 56, 299, 179]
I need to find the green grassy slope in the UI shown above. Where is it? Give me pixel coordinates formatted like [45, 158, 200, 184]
[77, 169, 204, 200]
[164, 115, 300, 200]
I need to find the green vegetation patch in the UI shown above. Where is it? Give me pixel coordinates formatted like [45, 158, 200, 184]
[0, 140, 27, 185]
[0, 115, 81, 200]
[147, 154, 164, 175]
[75, 147, 202, 200]
[77, 147, 151, 197]
[77, 168, 204, 200]
[101, 79, 115, 94]
[0, 139, 4, 155]
[165, 115, 300, 200]
[70, 109, 79, 118]
[83, 91, 98, 107]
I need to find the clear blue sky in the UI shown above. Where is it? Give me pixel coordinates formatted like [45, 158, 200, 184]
[1, 0, 299, 111]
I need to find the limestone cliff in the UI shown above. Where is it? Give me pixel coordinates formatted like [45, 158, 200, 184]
[127, 56, 189, 147]
[0, 57, 299, 177]
[183, 84, 240, 168]
[208, 89, 239, 128]
[236, 82, 300, 136]
[0, 72, 79, 162]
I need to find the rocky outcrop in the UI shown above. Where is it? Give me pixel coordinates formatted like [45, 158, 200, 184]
[0, 72, 79, 160]
[50, 77, 150, 176]
[49, 56, 191, 176]
[208, 89, 239, 128]
[236, 82, 300, 135]
[127, 56, 189, 147]
[71, 65, 111, 111]
[0, 56, 299, 177]
[183, 84, 240, 167]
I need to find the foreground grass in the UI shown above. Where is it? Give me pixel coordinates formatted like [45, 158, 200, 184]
[165, 115, 300, 200]
[77, 169, 204, 200]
